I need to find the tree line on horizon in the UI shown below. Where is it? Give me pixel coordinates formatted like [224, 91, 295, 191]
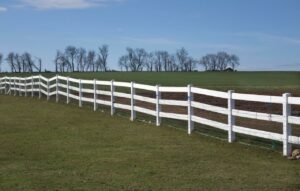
[54, 45, 109, 73]
[0, 46, 240, 73]
[0, 52, 42, 73]
[119, 47, 240, 72]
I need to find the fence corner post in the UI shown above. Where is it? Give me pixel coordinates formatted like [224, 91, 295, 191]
[228, 90, 236, 143]
[188, 84, 194, 135]
[156, 84, 161, 126]
[56, 75, 59, 102]
[79, 79, 82, 107]
[111, 80, 115, 116]
[130, 81, 136, 121]
[93, 79, 97, 111]
[283, 93, 292, 156]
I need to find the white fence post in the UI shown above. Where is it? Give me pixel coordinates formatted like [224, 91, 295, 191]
[1, 78, 3, 94]
[156, 85, 161, 126]
[131, 82, 136, 121]
[93, 79, 97, 111]
[79, 79, 82, 107]
[31, 76, 34, 97]
[56, 75, 59, 102]
[111, 80, 115, 115]
[67, 77, 70, 104]
[9, 77, 12, 95]
[38, 75, 41, 99]
[0, 78, 2, 94]
[228, 90, 236, 143]
[4, 78, 7, 94]
[19, 79, 21, 96]
[47, 79, 50, 101]
[188, 84, 194, 134]
[24, 79, 27, 97]
[14, 78, 16, 96]
[283, 93, 292, 156]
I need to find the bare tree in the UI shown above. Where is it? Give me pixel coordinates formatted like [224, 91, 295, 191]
[199, 55, 209, 71]
[118, 55, 129, 71]
[14, 53, 22, 72]
[161, 51, 170, 71]
[65, 46, 77, 72]
[145, 52, 155, 72]
[22, 52, 34, 73]
[98, 45, 109, 72]
[54, 50, 61, 73]
[54, 50, 69, 73]
[34, 57, 42, 72]
[135, 48, 147, 71]
[199, 52, 240, 71]
[86, 50, 96, 72]
[6, 52, 16, 73]
[229, 54, 240, 70]
[176, 47, 189, 71]
[76, 48, 86, 72]
[118, 48, 147, 72]
[154, 51, 163, 72]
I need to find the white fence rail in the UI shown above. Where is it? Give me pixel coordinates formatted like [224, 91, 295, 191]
[0, 75, 300, 157]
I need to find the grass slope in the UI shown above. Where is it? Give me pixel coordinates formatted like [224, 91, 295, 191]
[0, 95, 299, 190]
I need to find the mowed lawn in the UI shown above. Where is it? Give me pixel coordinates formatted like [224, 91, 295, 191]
[2, 71, 300, 93]
[0, 96, 299, 191]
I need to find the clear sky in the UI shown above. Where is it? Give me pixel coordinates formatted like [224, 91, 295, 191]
[0, 0, 300, 71]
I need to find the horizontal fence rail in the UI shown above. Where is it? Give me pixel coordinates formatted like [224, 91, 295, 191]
[0, 75, 300, 157]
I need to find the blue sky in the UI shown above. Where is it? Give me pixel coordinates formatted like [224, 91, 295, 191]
[0, 0, 300, 71]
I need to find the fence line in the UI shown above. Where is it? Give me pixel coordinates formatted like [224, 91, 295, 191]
[0, 75, 300, 156]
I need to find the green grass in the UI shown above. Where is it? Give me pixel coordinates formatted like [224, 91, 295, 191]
[0, 95, 299, 190]
[1, 71, 300, 93]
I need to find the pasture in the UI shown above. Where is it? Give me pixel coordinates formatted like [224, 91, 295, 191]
[1, 71, 300, 93]
[0, 95, 300, 190]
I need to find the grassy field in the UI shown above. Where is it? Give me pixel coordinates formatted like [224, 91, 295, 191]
[1, 71, 300, 93]
[0, 95, 299, 190]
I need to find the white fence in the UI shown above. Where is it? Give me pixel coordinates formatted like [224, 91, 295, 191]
[0, 75, 300, 156]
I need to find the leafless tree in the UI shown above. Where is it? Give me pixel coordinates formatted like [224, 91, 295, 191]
[176, 47, 190, 71]
[229, 54, 240, 70]
[54, 50, 69, 72]
[118, 55, 129, 71]
[86, 50, 96, 72]
[76, 48, 86, 72]
[154, 51, 163, 72]
[6, 52, 16, 73]
[199, 52, 240, 71]
[98, 45, 109, 72]
[14, 54, 22, 72]
[145, 52, 155, 72]
[22, 52, 35, 72]
[54, 50, 61, 73]
[34, 57, 42, 72]
[65, 46, 77, 72]
[122, 48, 145, 71]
